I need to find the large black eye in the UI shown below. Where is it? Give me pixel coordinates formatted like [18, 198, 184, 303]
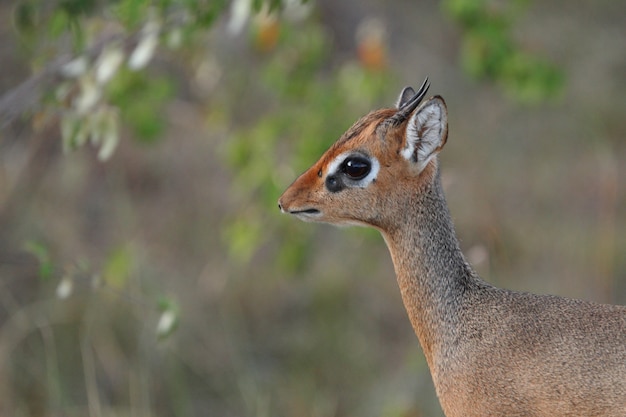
[342, 157, 371, 180]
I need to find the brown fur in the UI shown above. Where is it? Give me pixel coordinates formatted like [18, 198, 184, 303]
[278, 94, 626, 417]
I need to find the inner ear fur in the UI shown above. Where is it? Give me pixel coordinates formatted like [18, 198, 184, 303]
[402, 96, 448, 172]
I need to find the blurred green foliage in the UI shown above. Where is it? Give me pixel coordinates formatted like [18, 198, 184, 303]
[9, 0, 564, 162]
[443, 0, 564, 102]
[107, 68, 174, 141]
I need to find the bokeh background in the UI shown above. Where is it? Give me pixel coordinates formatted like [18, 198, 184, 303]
[0, 0, 625, 416]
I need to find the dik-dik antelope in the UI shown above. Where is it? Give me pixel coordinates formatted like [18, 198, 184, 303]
[278, 79, 626, 417]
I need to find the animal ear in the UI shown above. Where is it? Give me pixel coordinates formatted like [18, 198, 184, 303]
[401, 96, 448, 172]
[396, 86, 416, 109]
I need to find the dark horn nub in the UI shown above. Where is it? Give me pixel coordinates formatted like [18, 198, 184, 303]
[390, 77, 430, 126]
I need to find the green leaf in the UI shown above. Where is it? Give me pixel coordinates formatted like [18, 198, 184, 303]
[107, 69, 174, 142]
[193, 0, 230, 27]
[442, 0, 485, 26]
[111, 0, 151, 28]
[24, 241, 54, 281]
[444, 0, 564, 103]
[48, 10, 70, 38]
[102, 246, 133, 289]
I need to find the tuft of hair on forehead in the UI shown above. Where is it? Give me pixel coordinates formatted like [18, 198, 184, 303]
[335, 108, 397, 147]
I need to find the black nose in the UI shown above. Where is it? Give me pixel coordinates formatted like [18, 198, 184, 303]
[278, 202, 283, 211]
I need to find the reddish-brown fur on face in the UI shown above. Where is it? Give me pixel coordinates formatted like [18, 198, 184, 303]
[278, 106, 440, 229]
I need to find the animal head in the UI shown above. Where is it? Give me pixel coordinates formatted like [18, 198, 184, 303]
[278, 79, 448, 231]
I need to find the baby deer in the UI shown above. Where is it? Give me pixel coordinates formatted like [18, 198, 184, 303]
[278, 79, 626, 417]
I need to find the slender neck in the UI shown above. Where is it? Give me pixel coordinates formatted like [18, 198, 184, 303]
[381, 168, 480, 368]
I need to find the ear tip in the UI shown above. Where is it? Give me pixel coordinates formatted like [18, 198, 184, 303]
[430, 95, 447, 106]
[422, 95, 447, 113]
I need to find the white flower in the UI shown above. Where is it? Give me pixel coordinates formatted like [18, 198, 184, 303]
[97, 108, 120, 161]
[56, 277, 73, 299]
[128, 20, 160, 70]
[227, 0, 252, 35]
[61, 56, 88, 78]
[156, 309, 178, 339]
[74, 75, 102, 114]
[95, 47, 125, 84]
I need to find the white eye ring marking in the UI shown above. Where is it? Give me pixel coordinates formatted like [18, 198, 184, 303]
[326, 151, 380, 187]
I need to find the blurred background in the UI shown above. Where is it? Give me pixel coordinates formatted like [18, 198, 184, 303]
[0, 0, 624, 416]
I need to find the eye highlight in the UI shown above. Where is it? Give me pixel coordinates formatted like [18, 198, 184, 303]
[341, 157, 371, 180]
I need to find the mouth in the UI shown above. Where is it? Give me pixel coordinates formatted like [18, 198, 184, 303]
[291, 208, 320, 215]
[285, 207, 321, 222]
